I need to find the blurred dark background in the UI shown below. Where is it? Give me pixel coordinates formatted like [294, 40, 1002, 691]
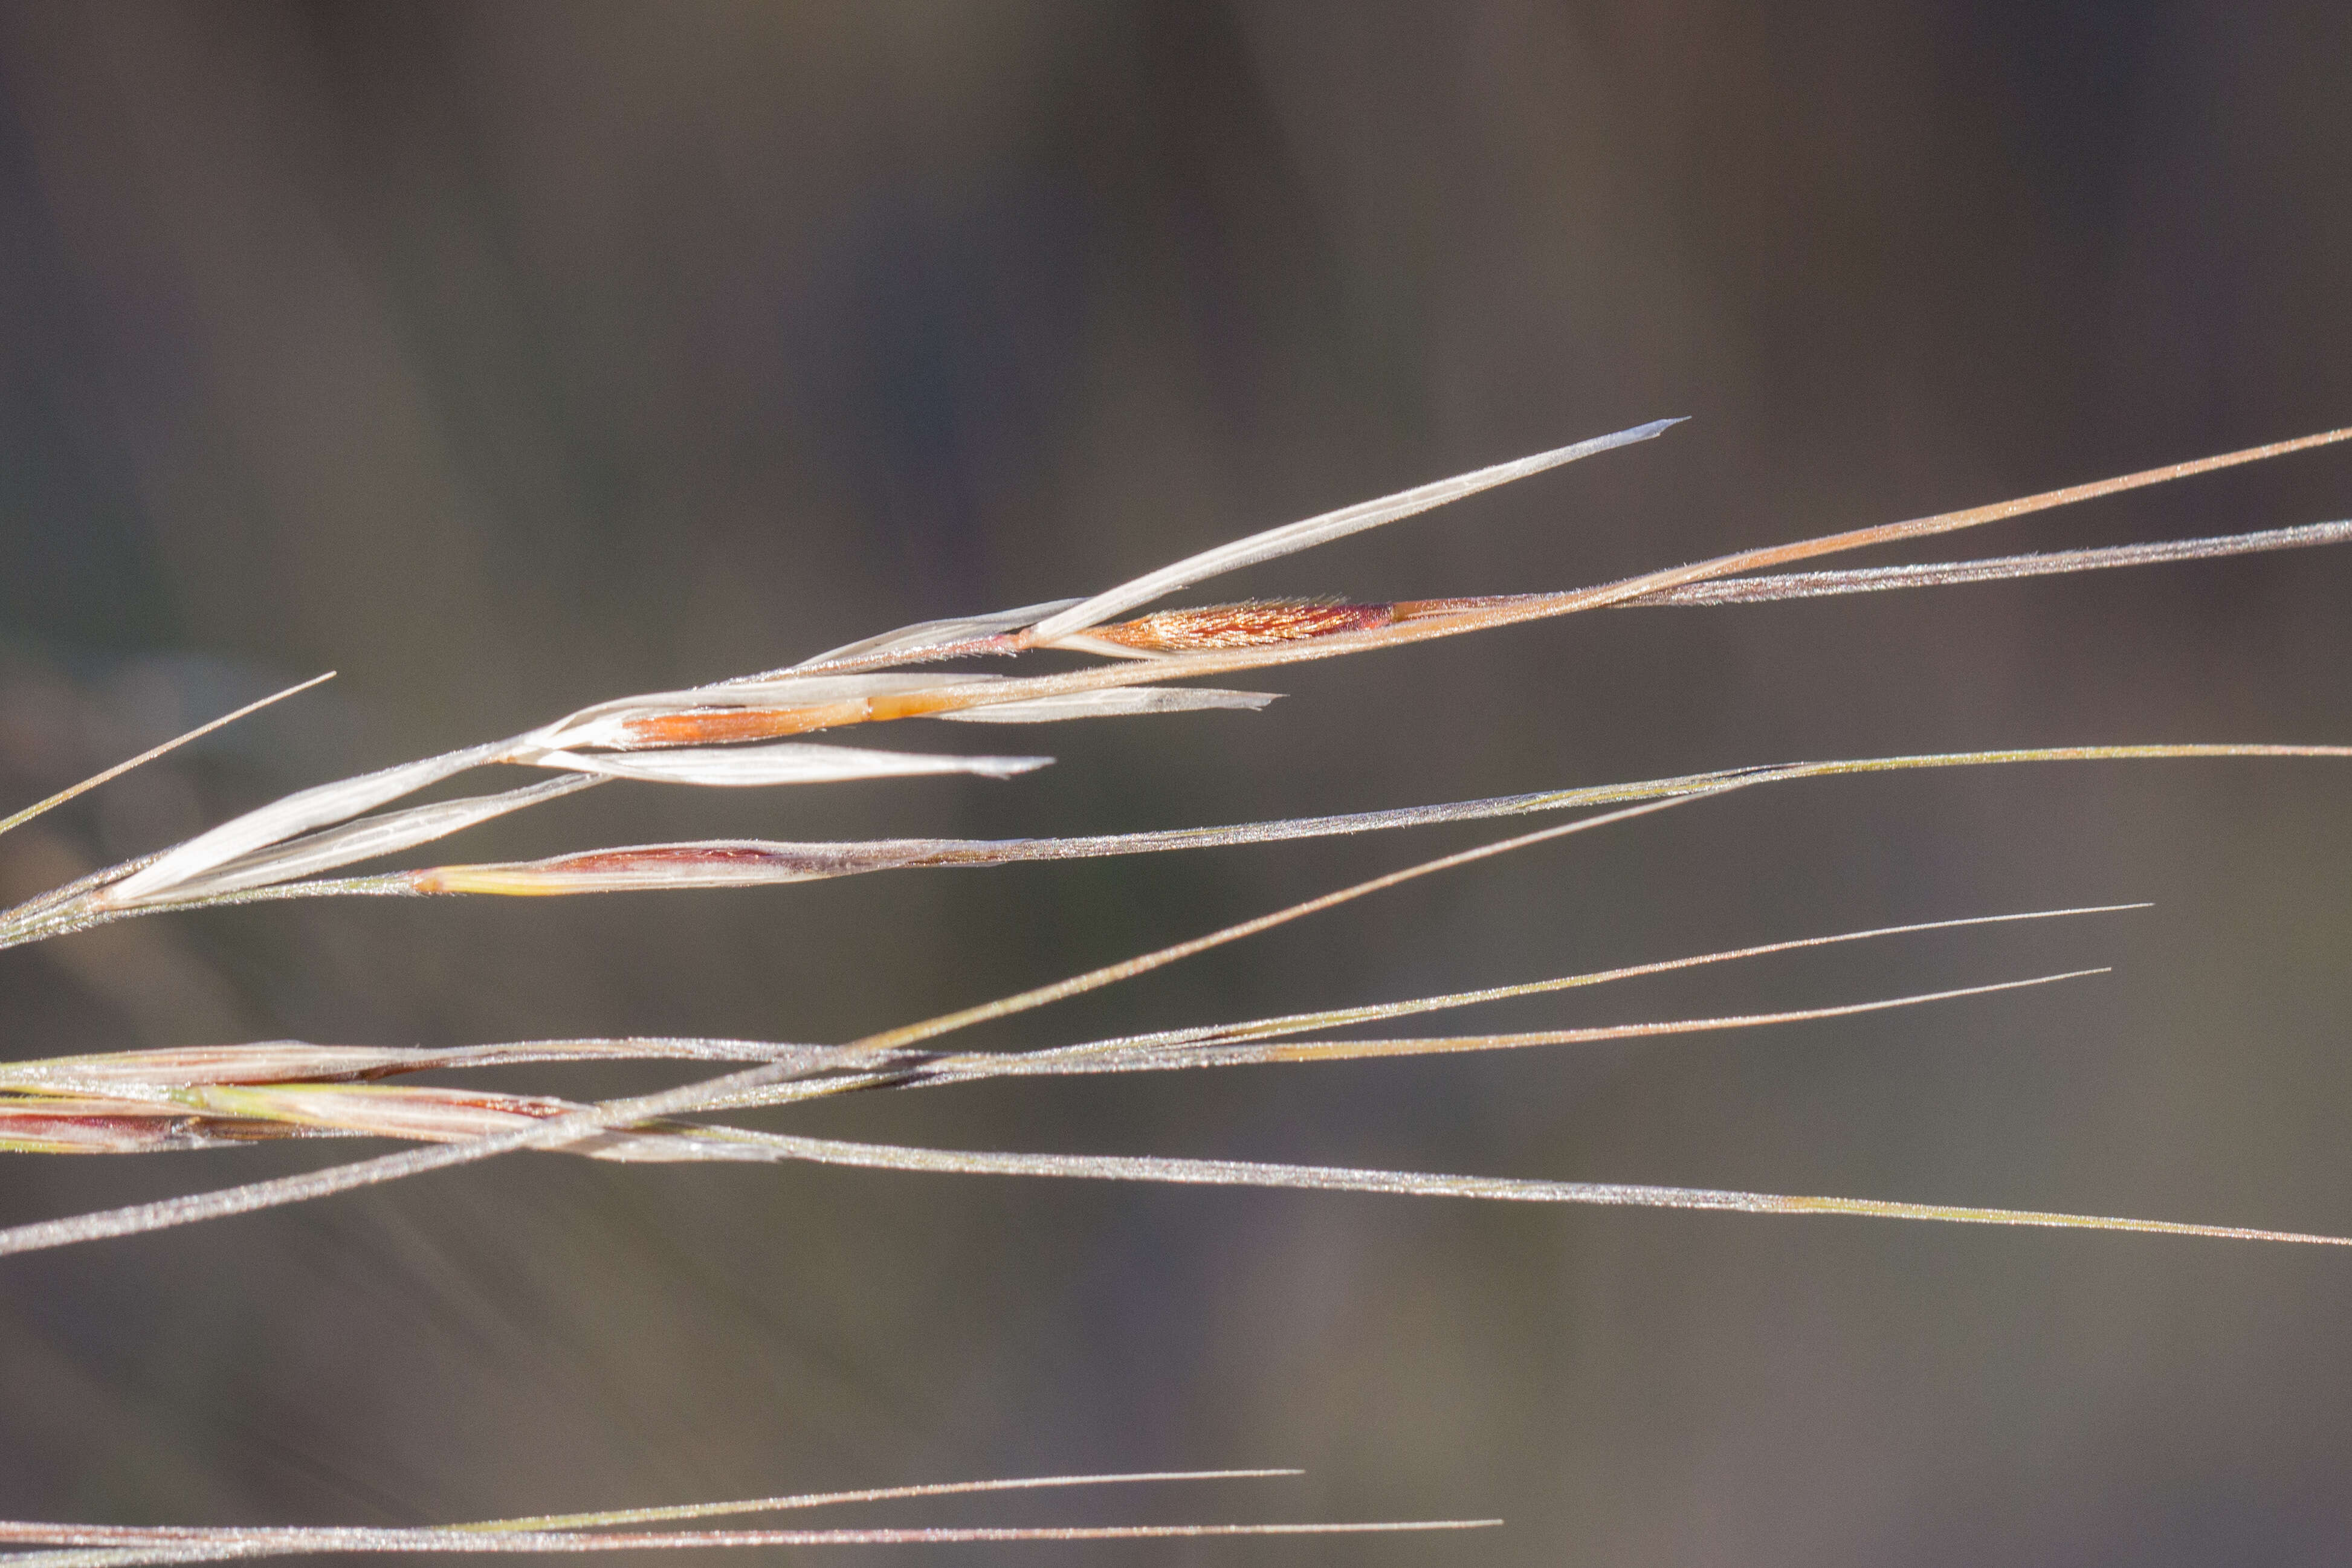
[2, 4, 2350, 1564]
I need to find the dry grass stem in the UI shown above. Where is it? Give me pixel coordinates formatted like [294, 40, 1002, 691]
[0, 1471, 1494, 1568]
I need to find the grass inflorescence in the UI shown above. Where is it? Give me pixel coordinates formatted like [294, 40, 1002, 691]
[3, 417, 2350, 1550]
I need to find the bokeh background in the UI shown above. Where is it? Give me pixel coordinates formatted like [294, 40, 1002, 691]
[3, 4, 2351, 1564]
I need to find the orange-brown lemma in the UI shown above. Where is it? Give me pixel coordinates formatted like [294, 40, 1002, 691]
[1080, 601, 1397, 653]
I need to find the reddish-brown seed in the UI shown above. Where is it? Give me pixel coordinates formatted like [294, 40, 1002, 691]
[621, 704, 847, 747]
[1084, 601, 1395, 652]
[528, 845, 792, 874]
